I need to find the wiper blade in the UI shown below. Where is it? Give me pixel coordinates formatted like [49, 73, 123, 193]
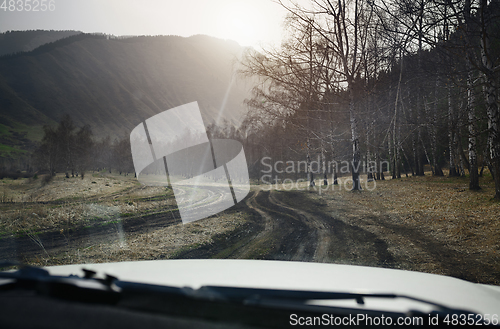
[196, 285, 381, 305]
[0, 261, 120, 304]
[193, 285, 476, 315]
[0, 262, 489, 326]
[0, 260, 50, 278]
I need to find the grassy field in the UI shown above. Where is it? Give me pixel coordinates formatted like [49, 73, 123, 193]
[0, 171, 248, 265]
[303, 171, 500, 280]
[0, 170, 498, 274]
[0, 122, 43, 158]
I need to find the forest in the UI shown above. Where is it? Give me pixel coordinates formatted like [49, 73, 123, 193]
[235, 0, 500, 199]
[16, 114, 134, 181]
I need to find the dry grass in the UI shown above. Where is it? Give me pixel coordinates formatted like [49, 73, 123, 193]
[307, 170, 500, 278]
[0, 171, 247, 266]
[362, 172, 499, 254]
[0, 172, 138, 202]
[3, 169, 499, 277]
[27, 211, 246, 267]
[0, 173, 176, 236]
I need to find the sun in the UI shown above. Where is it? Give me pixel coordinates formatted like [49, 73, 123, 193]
[214, 2, 266, 47]
[223, 16, 258, 46]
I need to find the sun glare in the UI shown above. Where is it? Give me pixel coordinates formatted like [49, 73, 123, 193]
[214, 1, 275, 48]
[225, 16, 257, 46]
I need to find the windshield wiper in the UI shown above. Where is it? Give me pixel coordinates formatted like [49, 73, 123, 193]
[191, 285, 467, 311]
[0, 261, 120, 304]
[0, 262, 493, 327]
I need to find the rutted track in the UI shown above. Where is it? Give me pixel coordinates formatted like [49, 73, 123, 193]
[176, 189, 500, 284]
[0, 185, 213, 261]
[4, 186, 499, 285]
[0, 209, 180, 261]
[175, 189, 397, 267]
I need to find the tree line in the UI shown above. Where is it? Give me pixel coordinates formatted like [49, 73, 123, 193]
[236, 0, 500, 199]
[33, 114, 134, 179]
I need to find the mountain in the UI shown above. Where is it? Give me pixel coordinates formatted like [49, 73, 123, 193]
[0, 31, 252, 158]
[0, 30, 82, 57]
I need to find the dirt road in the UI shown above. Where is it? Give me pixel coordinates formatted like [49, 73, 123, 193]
[175, 189, 500, 285]
[2, 187, 499, 285]
[176, 190, 394, 266]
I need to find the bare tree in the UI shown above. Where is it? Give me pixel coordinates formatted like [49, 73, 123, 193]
[74, 124, 94, 179]
[272, 0, 383, 190]
[240, 12, 330, 187]
[478, 0, 500, 198]
[34, 125, 59, 177]
[56, 114, 76, 178]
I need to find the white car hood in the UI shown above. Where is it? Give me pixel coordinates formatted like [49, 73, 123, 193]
[47, 259, 500, 314]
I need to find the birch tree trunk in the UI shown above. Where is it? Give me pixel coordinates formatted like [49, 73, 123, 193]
[394, 77, 402, 179]
[462, 0, 480, 189]
[366, 123, 374, 182]
[448, 88, 458, 176]
[479, 0, 500, 198]
[467, 66, 480, 190]
[388, 133, 393, 178]
[349, 85, 362, 190]
[321, 141, 328, 185]
[431, 78, 443, 176]
[307, 140, 315, 188]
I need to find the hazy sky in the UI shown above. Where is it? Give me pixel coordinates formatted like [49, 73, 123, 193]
[0, 0, 310, 48]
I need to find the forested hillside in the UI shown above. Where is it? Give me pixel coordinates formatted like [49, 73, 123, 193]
[0, 30, 81, 57]
[0, 32, 250, 163]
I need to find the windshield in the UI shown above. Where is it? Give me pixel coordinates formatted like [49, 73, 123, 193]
[0, 0, 499, 298]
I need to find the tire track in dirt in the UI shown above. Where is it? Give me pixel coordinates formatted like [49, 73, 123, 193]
[268, 192, 331, 262]
[172, 186, 500, 284]
[174, 185, 230, 220]
[0, 185, 152, 208]
[0, 209, 181, 262]
[0, 184, 237, 262]
[176, 189, 397, 268]
[269, 190, 397, 267]
[4, 186, 397, 273]
[245, 190, 314, 261]
[173, 190, 314, 260]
